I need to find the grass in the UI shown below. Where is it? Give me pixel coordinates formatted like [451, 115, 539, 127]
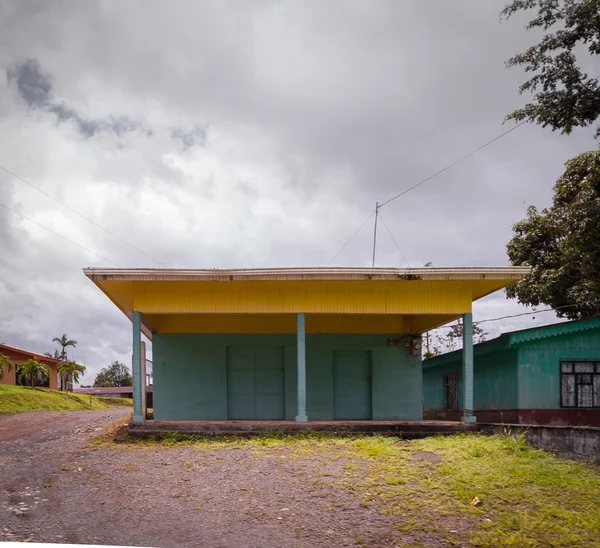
[97, 396, 134, 407]
[0, 384, 111, 413]
[111, 430, 600, 547]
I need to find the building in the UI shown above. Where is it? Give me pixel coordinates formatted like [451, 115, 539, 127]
[0, 343, 62, 390]
[74, 385, 153, 407]
[423, 318, 600, 426]
[83, 267, 528, 423]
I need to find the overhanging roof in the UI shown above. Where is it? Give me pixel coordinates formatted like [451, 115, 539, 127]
[83, 266, 529, 336]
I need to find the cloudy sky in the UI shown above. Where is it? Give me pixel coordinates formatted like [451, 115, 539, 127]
[0, 0, 596, 383]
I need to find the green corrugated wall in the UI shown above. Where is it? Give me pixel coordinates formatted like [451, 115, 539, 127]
[518, 331, 600, 409]
[422, 349, 518, 412]
[152, 333, 421, 420]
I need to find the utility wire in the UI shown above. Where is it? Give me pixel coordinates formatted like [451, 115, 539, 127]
[0, 163, 168, 267]
[378, 121, 527, 208]
[431, 299, 600, 331]
[327, 210, 376, 266]
[377, 211, 411, 267]
[0, 201, 120, 267]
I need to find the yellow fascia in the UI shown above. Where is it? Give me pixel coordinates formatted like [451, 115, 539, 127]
[131, 280, 475, 315]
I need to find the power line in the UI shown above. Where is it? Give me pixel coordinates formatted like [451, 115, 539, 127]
[0, 163, 168, 267]
[327, 209, 376, 266]
[377, 211, 411, 267]
[431, 299, 600, 331]
[378, 121, 527, 208]
[0, 201, 120, 267]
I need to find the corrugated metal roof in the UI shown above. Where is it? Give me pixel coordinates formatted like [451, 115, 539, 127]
[84, 266, 530, 282]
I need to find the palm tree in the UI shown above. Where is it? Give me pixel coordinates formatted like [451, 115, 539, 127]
[0, 353, 12, 381]
[44, 349, 61, 359]
[18, 358, 49, 388]
[58, 360, 86, 392]
[52, 335, 77, 391]
[52, 334, 77, 361]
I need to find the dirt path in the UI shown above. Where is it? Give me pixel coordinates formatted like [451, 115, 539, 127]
[0, 410, 406, 547]
[0, 409, 131, 544]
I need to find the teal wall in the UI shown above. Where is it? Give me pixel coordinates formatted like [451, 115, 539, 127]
[153, 333, 421, 420]
[518, 331, 600, 409]
[423, 347, 518, 412]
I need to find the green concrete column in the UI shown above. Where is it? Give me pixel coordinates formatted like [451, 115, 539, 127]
[296, 312, 308, 422]
[462, 312, 476, 423]
[132, 311, 144, 424]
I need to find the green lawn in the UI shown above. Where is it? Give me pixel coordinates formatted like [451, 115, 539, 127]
[97, 396, 133, 407]
[0, 384, 111, 413]
[124, 431, 600, 547]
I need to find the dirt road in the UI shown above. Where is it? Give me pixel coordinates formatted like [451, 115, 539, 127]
[0, 410, 403, 547]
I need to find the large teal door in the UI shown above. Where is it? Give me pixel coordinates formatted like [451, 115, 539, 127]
[227, 345, 285, 420]
[334, 350, 372, 419]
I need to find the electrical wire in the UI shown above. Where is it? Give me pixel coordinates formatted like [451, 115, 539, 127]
[431, 299, 600, 331]
[377, 212, 411, 267]
[0, 163, 168, 267]
[327, 210, 376, 266]
[378, 121, 527, 208]
[0, 201, 120, 267]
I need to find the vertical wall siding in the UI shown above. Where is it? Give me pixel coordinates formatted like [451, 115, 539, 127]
[518, 331, 600, 409]
[152, 333, 421, 420]
[422, 350, 518, 412]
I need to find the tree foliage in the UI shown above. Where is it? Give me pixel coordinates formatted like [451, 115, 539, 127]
[0, 353, 12, 381]
[52, 334, 77, 361]
[507, 150, 600, 318]
[93, 361, 132, 387]
[502, 0, 600, 138]
[58, 360, 86, 392]
[423, 320, 489, 359]
[17, 358, 49, 388]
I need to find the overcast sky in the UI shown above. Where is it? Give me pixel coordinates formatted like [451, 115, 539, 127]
[0, 0, 596, 383]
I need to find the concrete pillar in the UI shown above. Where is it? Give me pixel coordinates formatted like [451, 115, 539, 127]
[140, 341, 147, 419]
[132, 311, 144, 423]
[462, 312, 476, 423]
[296, 312, 308, 423]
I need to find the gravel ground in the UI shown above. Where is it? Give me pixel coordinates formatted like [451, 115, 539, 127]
[0, 411, 411, 547]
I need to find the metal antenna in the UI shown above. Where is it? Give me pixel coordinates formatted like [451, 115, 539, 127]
[371, 202, 379, 267]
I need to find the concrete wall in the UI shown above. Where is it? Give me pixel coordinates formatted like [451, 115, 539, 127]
[152, 333, 421, 420]
[518, 331, 600, 409]
[423, 349, 518, 413]
[479, 423, 600, 465]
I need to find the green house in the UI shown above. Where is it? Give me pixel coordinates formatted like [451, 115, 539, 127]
[423, 318, 600, 426]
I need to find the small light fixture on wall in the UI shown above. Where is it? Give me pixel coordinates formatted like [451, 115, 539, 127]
[386, 337, 400, 347]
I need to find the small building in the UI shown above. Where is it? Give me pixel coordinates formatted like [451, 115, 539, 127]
[423, 318, 600, 426]
[0, 343, 62, 390]
[83, 267, 527, 423]
[74, 385, 153, 407]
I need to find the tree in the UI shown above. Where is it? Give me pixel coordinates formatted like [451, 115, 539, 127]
[507, 150, 600, 318]
[93, 361, 133, 387]
[58, 360, 86, 392]
[0, 353, 12, 381]
[502, 0, 600, 138]
[18, 358, 49, 388]
[44, 349, 61, 359]
[52, 334, 77, 361]
[423, 320, 489, 359]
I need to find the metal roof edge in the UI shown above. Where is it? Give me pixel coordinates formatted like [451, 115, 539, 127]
[422, 334, 511, 368]
[507, 317, 600, 346]
[83, 266, 530, 282]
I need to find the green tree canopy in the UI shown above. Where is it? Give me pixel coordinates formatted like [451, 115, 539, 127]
[0, 353, 12, 381]
[502, 0, 600, 138]
[52, 334, 77, 361]
[507, 150, 600, 318]
[93, 361, 133, 387]
[18, 358, 49, 388]
[58, 360, 87, 392]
